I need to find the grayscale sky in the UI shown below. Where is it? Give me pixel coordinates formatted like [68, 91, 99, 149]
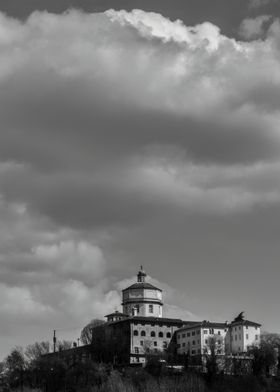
[0, 0, 280, 359]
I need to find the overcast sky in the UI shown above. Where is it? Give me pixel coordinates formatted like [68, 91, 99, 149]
[0, 0, 280, 359]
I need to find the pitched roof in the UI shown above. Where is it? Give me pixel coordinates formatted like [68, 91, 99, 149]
[231, 320, 261, 327]
[177, 321, 227, 332]
[105, 315, 183, 326]
[123, 282, 162, 291]
[105, 312, 129, 318]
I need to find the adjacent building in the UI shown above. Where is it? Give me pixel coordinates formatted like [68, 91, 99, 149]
[176, 315, 261, 358]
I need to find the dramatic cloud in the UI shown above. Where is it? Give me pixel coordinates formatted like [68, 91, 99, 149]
[0, 8, 280, 357]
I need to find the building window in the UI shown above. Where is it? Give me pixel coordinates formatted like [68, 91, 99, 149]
[255, 335, 259, 340]
[151, 331, 155, 337]
[192, 331, 195, 336]
[140, 341, 144, 346]
[159, 332, 163, 338]
[183, 343, 186, 347]
[255, 326, 258, 330]
[154, 341, 157, 347]
[141, 330, 146, 337]
[149, 304, 153, 313]
[246, 334, 249, 340]
[205, 339, 208, 344]
[166, 332, 171, 338]
[239, 334, 241, 340]
[182, 334, 186, 338]
[196, 330, 200, 335]
[177, 334, 180, 339]
[133, 330, 139, 336]
[246, 326, 248, 329]
[209, 329, 214, 334]
[163, 341, 168, 349]
[191, 350, 196, 355]
[187, 332, 191, 337]
[134, 347, 139, 354]
[235, 335, 237, 341]
[218, 331, 221, 335]
[192, 340, 195, 345]
[203, 330, 208, 334]
[178, 343, 181, 348]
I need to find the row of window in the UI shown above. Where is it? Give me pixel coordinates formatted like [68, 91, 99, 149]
[178, 329, 225, 339]
[133, 330, 172, 338]
[133, 322, 172, 328]
[134, 341, 168, 353]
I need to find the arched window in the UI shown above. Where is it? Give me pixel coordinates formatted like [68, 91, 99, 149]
[141, 331, 146, 337]
[151, 331, 155, 337]
[133, 330, 139, 336]
[158, 332, 163, 338]
[166, 332, 171, 338]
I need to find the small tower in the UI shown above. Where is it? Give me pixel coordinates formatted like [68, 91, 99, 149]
[122, 267, 163, 318]
[137, 266, 146, 283]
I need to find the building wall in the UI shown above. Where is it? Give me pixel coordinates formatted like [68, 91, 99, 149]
[228, 324, 261, 354]
[177, 325, 228, 356]
[123, 288, 163, 318]
[129, 320, 180, 364]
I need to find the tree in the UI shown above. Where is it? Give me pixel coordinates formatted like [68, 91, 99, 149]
[80, 319, 105, 345]
[57, 340, 73, 351]
[25, 341, 50, 363]
[4, 347, 26, 389]
[250, 341, 277, 377]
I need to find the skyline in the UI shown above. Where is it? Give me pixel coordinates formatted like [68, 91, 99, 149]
[0, 0, 280, 359]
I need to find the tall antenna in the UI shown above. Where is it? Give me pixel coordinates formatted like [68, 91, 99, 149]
[53, 330, 57, 353]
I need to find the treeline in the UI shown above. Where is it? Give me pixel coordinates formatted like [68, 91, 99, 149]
[0, 332, 280, 392]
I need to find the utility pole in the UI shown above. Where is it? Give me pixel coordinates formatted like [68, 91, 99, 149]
[53, 330, 57, 353]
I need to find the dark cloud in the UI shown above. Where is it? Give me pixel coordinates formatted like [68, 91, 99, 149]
[0, 8, 280, 358]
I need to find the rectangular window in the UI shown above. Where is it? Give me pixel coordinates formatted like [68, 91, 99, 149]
[192, 340, 195, 345]
[154, 341, 157, 346]
[177, 334, 180, 339]
[192, 331, 195, 336]
[140, 341, 144, 346]
[235, 335, 237, 341]
[203, 330, 208, 334]
[187, 332, 191, 337]
[183, 343, 186, 347]
[209, 329, 214, 334]
[205, 339, 208, 344]
[182, 334, 186, 338]
[218, 331, 221, 335]
[163, 342, 168, 349]
[255, 335, 259, 340]
[191, 350, 196, 355]
[134, 347, 139, 354]
[196, 330, 200, 335]
[246, 334, 249, 340]
[178, 343, 181, 348]
[239, 334, 241, 340]
[149, 305, 153, 313]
